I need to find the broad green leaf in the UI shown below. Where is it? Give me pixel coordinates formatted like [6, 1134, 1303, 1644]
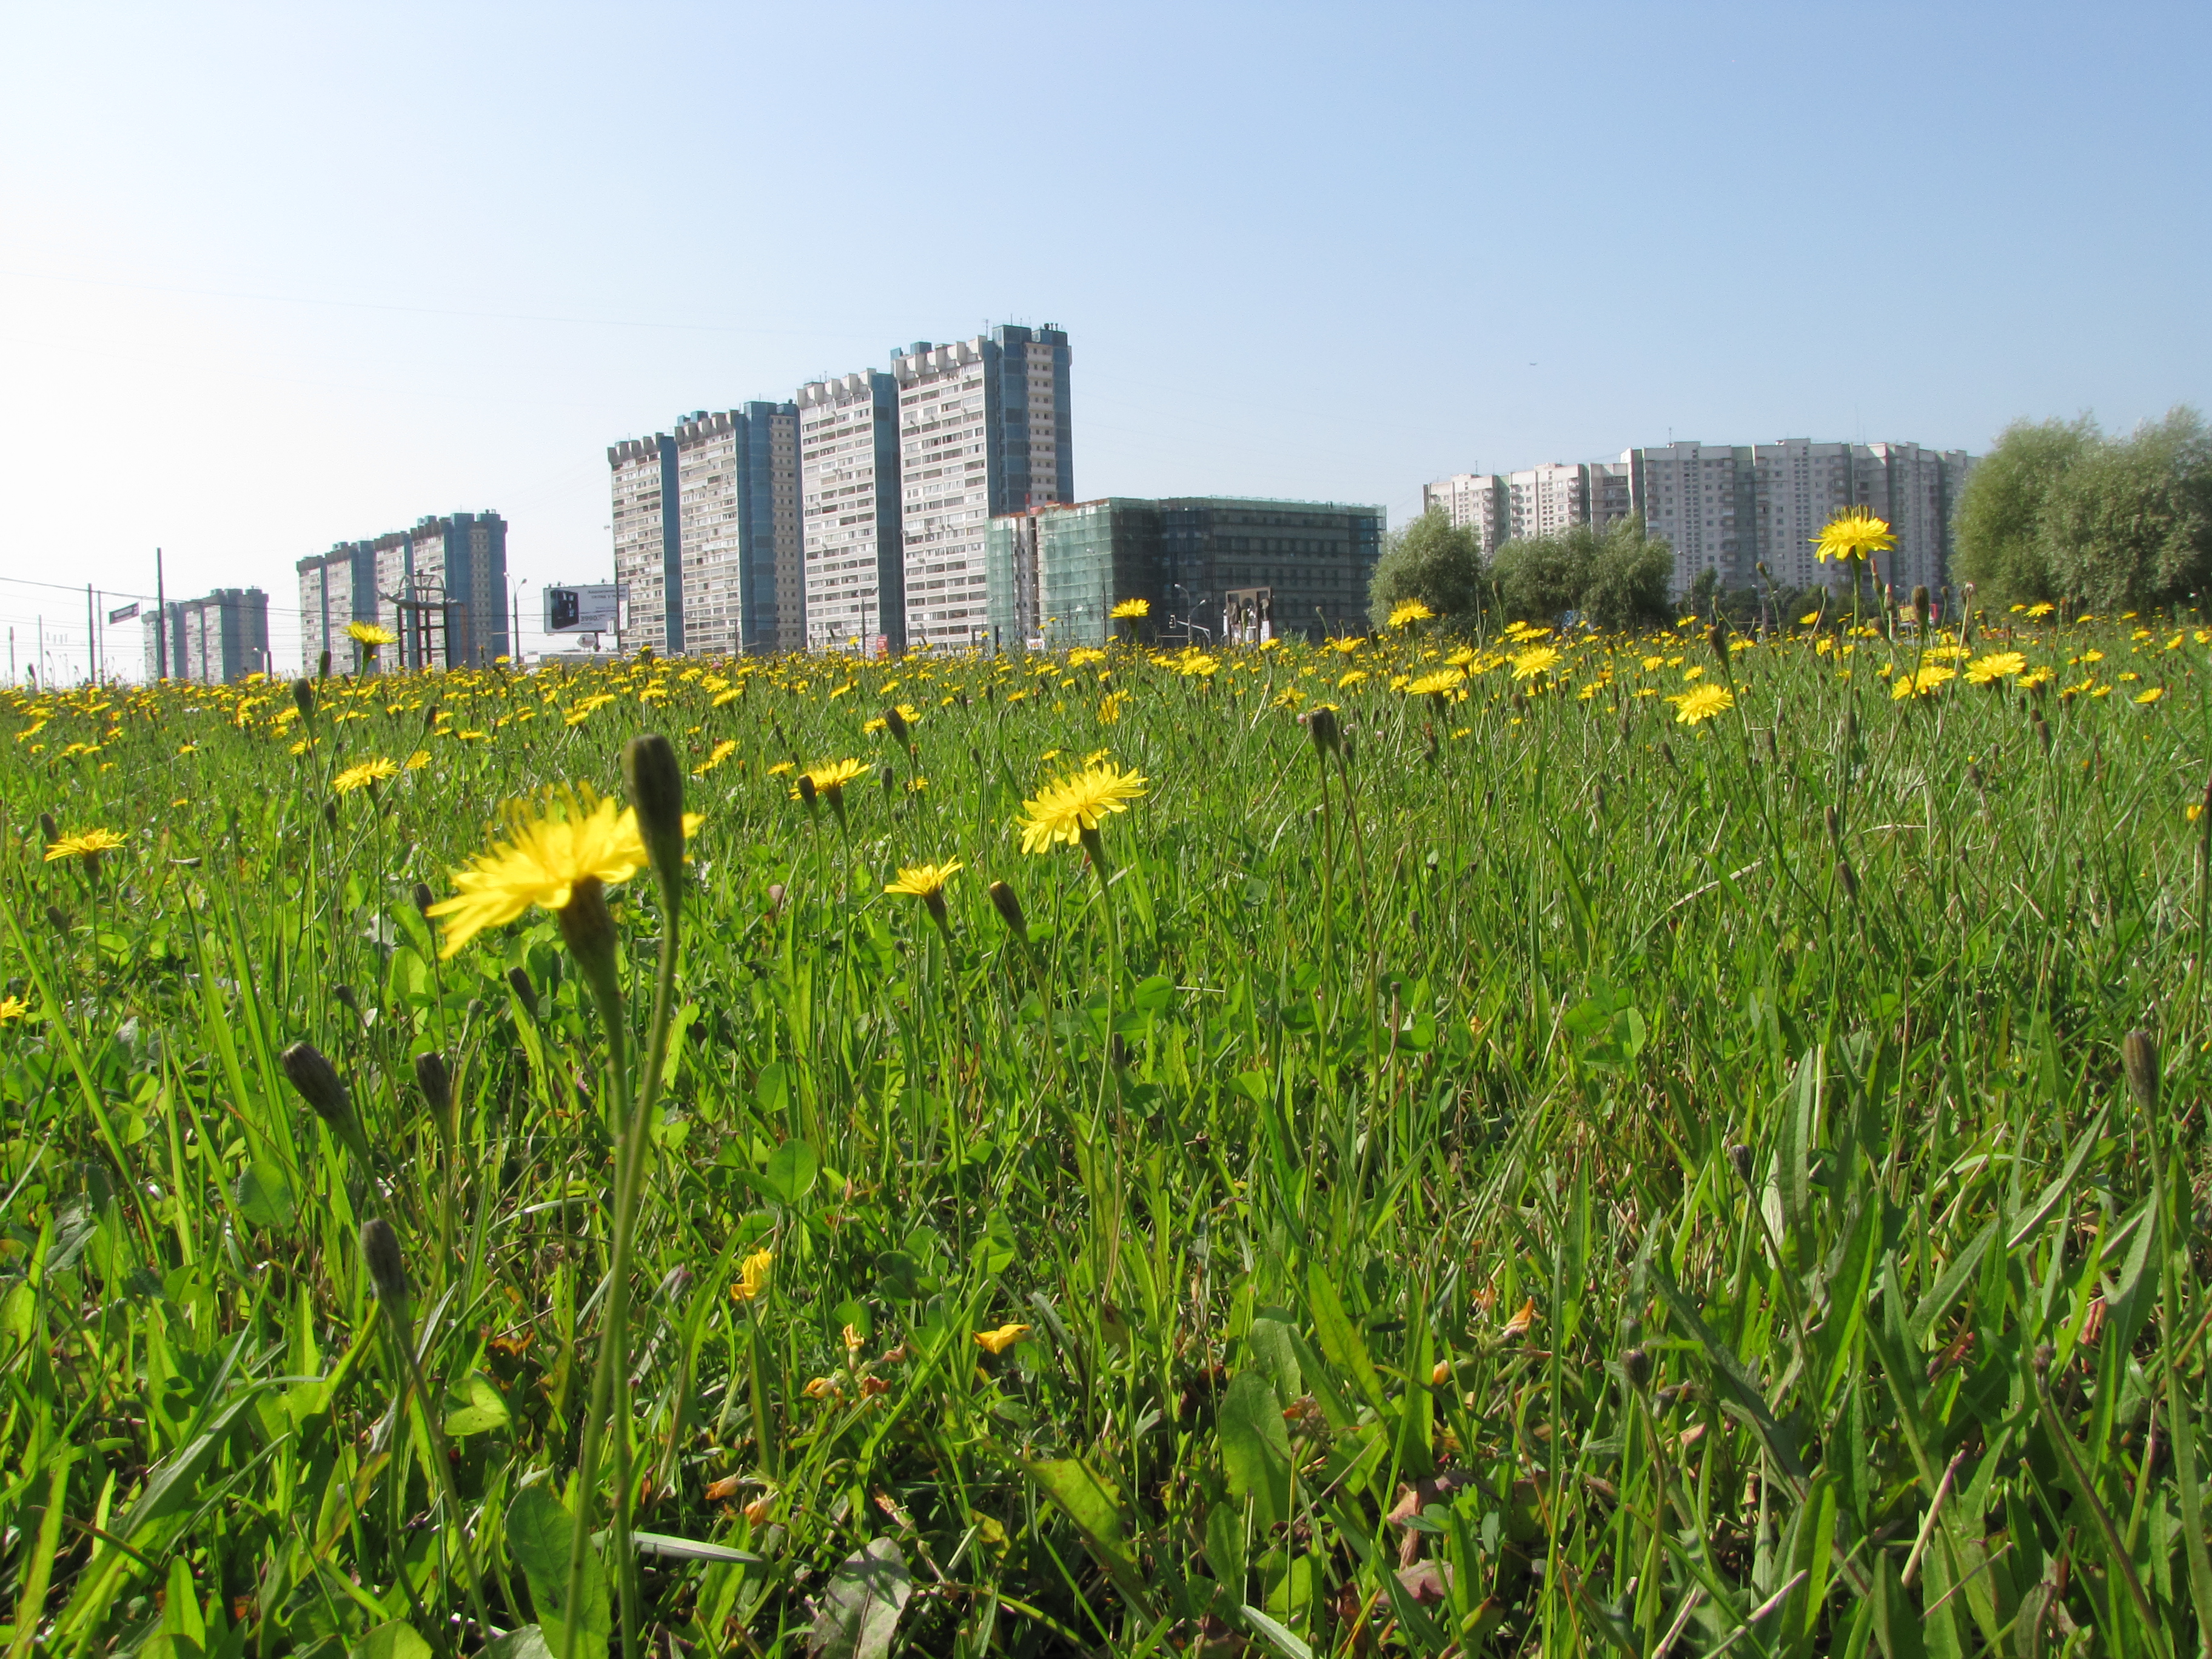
[351, 1623, 432, 1659]
[505, 1485, 609, 1659]
[762, 1139, 820, 1206]
[804, 1538, 912, 1659]
[1305, 1262, 1384, 1412]
[1218, 1371, 1292, 1527]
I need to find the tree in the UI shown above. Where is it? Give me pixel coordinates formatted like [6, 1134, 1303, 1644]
[1490, 529, 1591, 624]
[2044, 408, 2212, 611]
[1579, 517, 1675, 631]
[1954, 415, 2097, 605]
[1367, 509, 1485, 630]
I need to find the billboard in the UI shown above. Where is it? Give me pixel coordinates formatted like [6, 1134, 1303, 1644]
[545, 583, 620, 634]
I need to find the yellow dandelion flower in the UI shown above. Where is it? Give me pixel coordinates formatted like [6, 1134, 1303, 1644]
[1890, 664, 1956, 700]
[2025, 602, 2055, 618]
[1017, 762, 1149, 855]
[791, 757, 870, 800]
[885, 860, 962, 899]
[974, 1323, 1031, 1355]
[425, 785, 702, 959]
[1337, 669, 1368, 689]
[1110, 598, 1150, 620]
[2017, 666, 2054, 689]
[2136, 685, 2167, 705]
[1811, 508, 1897, 564]
[332, 756, 400, 794]
[730, 1248, 773, 1303]
[405, 749, 431, 770]
[1965, 651, 2026, 685]
[1406, 668, 1466, 697]
[768, 760, 795, 776]
[1674, 684, 1734, 725]
[1388, 599, 1435, 630]
[694, 739, 739, 776]
[1510, 646, 1561, 680]
[346, 621, 398, 646]
[0, 996, 28, 1024]
[44, 828, 126, 864]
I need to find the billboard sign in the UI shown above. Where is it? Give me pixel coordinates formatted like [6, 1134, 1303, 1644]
[545, 583, 620, 634]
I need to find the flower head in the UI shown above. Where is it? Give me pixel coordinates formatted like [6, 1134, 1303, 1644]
[346, 621, 398, 647]
[1891, 664, 1956, 701]
[885, 860, 962, 900]
[1965, 651, 2026, 685]
[2025, 602, 2055, 619]
[1811, 509, 1897, 564]
[1017, 762, 1149, 855]
[1388, 599, 1435, 630]
[44, 828, 126, 864]
[730, 1248, 773, 1304]
[1110, 598, 1151, 620]
[333, 756, 400, 794]
[974, 1323, 1031, 1355]
[793, 757, 870, 800]
[1674, 683, 1734, 725]
[426, 785, 699, 959]
[1406, 668, 1466, 697]
[0, 996, 30, 1024]
[1509, 645, 1561, 681]
[2136, 685, 2167, 705]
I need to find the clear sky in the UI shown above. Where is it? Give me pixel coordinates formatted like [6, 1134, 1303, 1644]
[3, 1, 2206, 676]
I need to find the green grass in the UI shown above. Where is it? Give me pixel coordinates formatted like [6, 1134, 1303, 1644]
[2, 614, 2210, 1658]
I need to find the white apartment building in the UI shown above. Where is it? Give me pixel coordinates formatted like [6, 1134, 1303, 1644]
[797, 370, 903, 655]
[1426, 439, 1972, 598]
[891, 324, 1071, 652]
[611, 432, 677, 653]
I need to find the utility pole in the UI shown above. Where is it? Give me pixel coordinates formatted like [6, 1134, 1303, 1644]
[85, 584, 95, 686]
[156, 548, 169, 680]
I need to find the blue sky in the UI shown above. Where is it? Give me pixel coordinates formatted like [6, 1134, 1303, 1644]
[2, 1, 2205, 673]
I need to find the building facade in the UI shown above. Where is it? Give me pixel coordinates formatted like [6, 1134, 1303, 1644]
[797, 370, 905, 655]
[297, 511, 509, 671]
[891, 325, 1073, 652]
[143, 588, 270, 685]
[298, 543, 378, 668]
[987, 495, 1384, 648]
[1426, 440, 1973, 597]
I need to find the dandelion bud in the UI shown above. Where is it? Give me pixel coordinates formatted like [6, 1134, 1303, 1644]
[621, 734, 687, 891]
[281, 1041, 357, 1131]
[1912, 585, 1930, 630]
[797, 774, 818, 811]
[360, 1217, 408, 1307]
[1836, 857, 1859, 902]
[414, 1050, 453, 1116]
[1621, 1347, 1651, 1389]
[412, 880, 435, 919]
[765, 883, 785, 916]
[333, 984, 361, 1019]
[323, 801, 338, 830]
[1307, 705, 1341, 757]
[421, 701, 440, 733]
[505, 965, 538, 1018]
[37, 813, 59, 847]
[317, 649, 332, 681]
[1824, 804, 1839, 846]
[882, 765, 897, 798]
[1706, 622, 1728, 669]
[884, 706, 910, 746]
[556, 873, 619, 977]
[987, 879, 1029, 942]
[44, 904, 70, 935]
[1727, 1144, 1754, 1187]
[292, 677, 316, 725]
[2121, 1029, 2160, 1116]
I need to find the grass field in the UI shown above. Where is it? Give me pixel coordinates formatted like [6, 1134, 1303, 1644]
[4, 606, 2211, 1658]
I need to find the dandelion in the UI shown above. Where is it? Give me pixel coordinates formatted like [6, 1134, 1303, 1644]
[1674, 684, 1734, 725]
[1337, 669, 1369, 689]
[885, 860, 962, 934]
[2019, 666, 2055, 689]
[1017, 762, 1149, 856]
[333, 756, 400, 794]
[2136, 686, 2167, 705]
[1810, 508, 1896, 564]
[694, 739, 738, 777]
[1965, 651, 2026, 685]
[1509, 645, 1561, 681]
[1388, 599, 1435, 630]
[44, 828, 126, 866]
[346, 622, 398, 647]
[0, 996, 28, 1024]
[794, 757, 870, 800]
[1891, 664, 1956, 701]
[424, 785, 699, 960]
[974, 1323, 1031, 1355]
[1405, 668, 1466, 698]
[730, 1248, 773, 1304]
[2025, 602, 2055, 618]
[1098, 689, 1129, 723]
[404, 749, 431, 770]
[1110, 598, 1150, 619]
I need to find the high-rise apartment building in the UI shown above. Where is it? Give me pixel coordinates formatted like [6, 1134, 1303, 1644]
[1425, 440, 1972, 597]
[609, 406, 803, 658]
[890, 324, 1072, 652]
[297, 511, 509, 670]
[797, 370, 905, 655]
[142, 588, 270, 684]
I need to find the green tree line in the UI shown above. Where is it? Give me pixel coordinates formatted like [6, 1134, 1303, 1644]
[1367, 511, 1676, 632]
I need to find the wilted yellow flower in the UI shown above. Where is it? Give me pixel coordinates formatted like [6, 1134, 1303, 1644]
[731, 1248, 773, 1303]
[333, 756, 400, 794]
[1811, 508, 1896, 564]
[974, 1323, 1031, 1355]
[44, 828, 126, 865]
[1017, 762, 1148, 854]
[1388, 599, 1435, 630]
[802, 1377, 838, 1400]
[1965, 651, 2026, 685]
[1674, 684, 1734, 725]
[426, 785, 702, 959]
